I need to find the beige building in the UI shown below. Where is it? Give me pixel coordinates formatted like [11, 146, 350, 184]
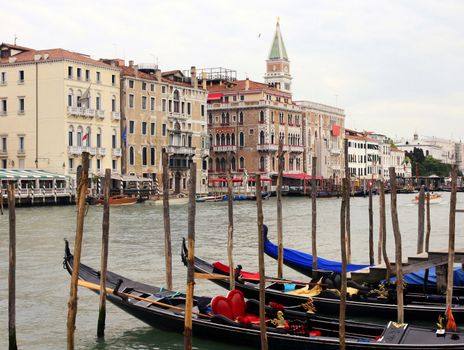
[0, 43, 122, 176]
[119, 62, 208, 193]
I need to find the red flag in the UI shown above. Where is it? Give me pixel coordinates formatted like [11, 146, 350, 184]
[446, 305, 457, 332]
[82, 133, 88, 141]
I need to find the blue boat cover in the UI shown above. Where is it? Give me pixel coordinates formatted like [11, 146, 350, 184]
[263, 225, 464, 286]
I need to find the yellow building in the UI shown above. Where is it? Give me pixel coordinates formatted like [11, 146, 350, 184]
[0, 43, 121, 176]
[119, 62, 208, 194]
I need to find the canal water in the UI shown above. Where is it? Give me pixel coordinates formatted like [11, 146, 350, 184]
[1, 193, 464, 349]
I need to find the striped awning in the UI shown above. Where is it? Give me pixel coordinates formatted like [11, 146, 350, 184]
[0, 169, 68, 180]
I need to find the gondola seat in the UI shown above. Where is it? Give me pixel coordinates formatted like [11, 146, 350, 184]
[211, 290, 262, 325]
[212, 262, 260, 280]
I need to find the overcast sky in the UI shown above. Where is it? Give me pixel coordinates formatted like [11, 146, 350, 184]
[3, 0, 463, 140]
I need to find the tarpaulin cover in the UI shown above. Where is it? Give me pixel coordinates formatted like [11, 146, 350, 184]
[263, 225, 464, 286]
[263, 225, 368, 273]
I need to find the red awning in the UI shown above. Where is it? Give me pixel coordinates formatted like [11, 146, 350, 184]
[207, 93, 223, 100]
[232, 178, 243, 182]
[283, 173, 324, 180]
[211, 178, 227, 182]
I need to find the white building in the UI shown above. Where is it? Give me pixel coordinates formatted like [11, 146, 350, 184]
[346, 129, 380, 180]
[395, 133, 457, 165]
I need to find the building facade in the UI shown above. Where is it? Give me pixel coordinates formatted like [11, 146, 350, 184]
[0, 43, 122, 176]
[346, 129, 380, 180]
[119, 63, 208, 193]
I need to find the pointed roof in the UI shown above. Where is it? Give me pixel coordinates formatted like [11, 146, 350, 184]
[268, 20, 288, 60]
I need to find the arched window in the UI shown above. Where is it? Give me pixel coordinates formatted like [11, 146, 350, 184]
[315, 131, 318, 139]
[215, 158, 220, 171]
[209, 134, 213, 148]
[259, 110, 265, 123]
[239, 132, 244, 147]
[215, 134, 220, 146]
[67, 89, 73, 107]
[85, 126, 91, 146]
[208, 113, 213, 125]
[259, 130, 265, 144]
[96, 93, 101, 110]
[129, 146, 135, 165]
[142, 147, 147, 166]
[231, 157, 236, 171]
[68, 125, 74, 146]
[221, 134, 225, 146]
[225, 113, 229, 124]
[238, 111, 243, 125]
[96, 127, 102, 148]
[76, 90, 82, 107]
[111, 95, 117, 112]
[239, 156, 245, 170]
[289, 157, 294, 170]
[226, 134, 231, 145]
[173, 90, 180, 113]
[259, 156, 265, 170]
[272, 157, 275, 171]
[76, 126, 83, 146]
[220, 158, 226, 171]
[231, 133, 235, 145]
[279, 132, 284, 142]
[112, 129, 117, 148]
[221, 113, 225, 124]
[271, 133, 275, 144]
[188, 135, 192, 147]
[181, 135, 186, 146]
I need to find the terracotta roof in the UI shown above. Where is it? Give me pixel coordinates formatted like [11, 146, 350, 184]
[120, 66, 204, 89]
[346, 134, 378, 142]
[207, 79, 289, 96]
[1, 42, 33, 51]
[0, 47, 114, 68]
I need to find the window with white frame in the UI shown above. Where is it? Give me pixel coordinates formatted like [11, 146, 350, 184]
[18, 97, 25, 113]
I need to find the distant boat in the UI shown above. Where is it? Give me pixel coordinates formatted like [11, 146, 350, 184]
[96, 195, 137, 206]
[196, 195, 225, 203]
[413, 193, 442, 204]
[145, 195, 189, 206]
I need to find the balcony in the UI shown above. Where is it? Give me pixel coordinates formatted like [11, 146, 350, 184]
[85, 109, 95, 118]
[213, 145, 237, 152]
[288, 145, 304, 153]
[112, 148, 122, 157]
[330, 148, 341, 155]
[67, 146, 96, 156]
[166, 145, 196, 156]
[96, 148, 106, 156]
[257, 144, 279, 152]
[111, 111, 121, 121]
[17, 149, 26, 156]
[168, 112, 188, 121]
[0, 149, 7, 157]
[96, 110, 105, 119]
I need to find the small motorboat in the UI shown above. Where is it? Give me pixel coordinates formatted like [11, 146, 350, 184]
[64, 242, 464, 349]
[145, 195, 189, 206]
[96, 194, 137, 206]
[196, 195, 225, 202]
[413, 193, 442, 204]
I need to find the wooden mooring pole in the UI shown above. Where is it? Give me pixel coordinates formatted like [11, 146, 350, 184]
[97, 169, 111, 338]
[311, 156, 318, 280]
[184, 162, 196, 350]
[339, 178, 347, 350]
[344, 139, 351, 263]
[162, 150, 173, 290]
[1, 181, 4, 215]
[446, 165, 458, 309]
[226, 154, 235, 290]
[368, 183, 374, 266]
[8, 182, 18, 350]
[67, 152, 89, 350]
[276, 141, 284, 278]
[379, 181, 391, 280]
[425, 191, 431, 252]
[256, 174, 268, 350]
[417, 185, 425, 254]
[389, 167, 404, 324]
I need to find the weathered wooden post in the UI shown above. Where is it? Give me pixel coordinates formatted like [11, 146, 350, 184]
[67, 152, 89, 350]
[276, 141, 284, 278]
[446, 165, 458, 308]
[256, 174, 268, 350]
[162, 150, 173, 290]
[97, 169, 111, 338]
[226, 153, 235, 290]
[417, 185, 425, 254]
[379, 181, 391, 279]
[311, 156, 318, 280]
[184, 162, 196, 350]
[425, 191, 431, 252]
[368, 182, 374, 265]
[8, 182, 18, 350]
[339, 178, 347, 350]
[1, 180, 4, 215]
[344, 139, 351, 263]
[389, 167, 404, 324]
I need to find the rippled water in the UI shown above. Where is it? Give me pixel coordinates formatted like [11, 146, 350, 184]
[1, 193, 463, 349]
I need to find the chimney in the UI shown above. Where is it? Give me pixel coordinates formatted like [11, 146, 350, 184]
[129, 60, 134, 67]
[134, 65, 139, 78]
[154, 69, 162, 82]
[201, 71, 207, 90]
[190, 66, 198, 89]
[245, 77, 250, 91]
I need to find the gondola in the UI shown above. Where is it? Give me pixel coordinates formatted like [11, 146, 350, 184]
[181, 239, 464, 322]
[263, 225, 464, 292]
[64, 242, 464, 349]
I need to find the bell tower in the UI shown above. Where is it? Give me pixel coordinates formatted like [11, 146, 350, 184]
[264, 19, 292, 93]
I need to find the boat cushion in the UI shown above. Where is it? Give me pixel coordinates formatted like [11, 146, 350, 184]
[227, 290, 246, 319]
[211, 296, 234, 320]
[212, 262, 260, 280]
